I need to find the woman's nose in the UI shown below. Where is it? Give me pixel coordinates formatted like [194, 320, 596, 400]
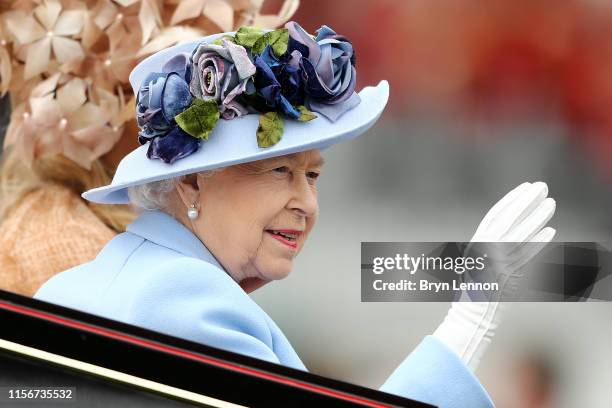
[288, 175, 318, 217]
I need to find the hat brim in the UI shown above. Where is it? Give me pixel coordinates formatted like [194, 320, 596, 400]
[84, 80, 389, 204]
[85, 67, 389, 204]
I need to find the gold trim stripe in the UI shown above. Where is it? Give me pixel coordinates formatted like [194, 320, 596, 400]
[0, 338, 245, 408]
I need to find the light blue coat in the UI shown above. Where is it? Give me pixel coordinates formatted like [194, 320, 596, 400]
[35, 210, 494, 407]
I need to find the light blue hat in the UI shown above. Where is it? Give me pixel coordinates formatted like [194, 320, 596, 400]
[83, 24, 389, 204]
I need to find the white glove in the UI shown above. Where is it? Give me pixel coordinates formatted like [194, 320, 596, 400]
[433, 181, 556, 371]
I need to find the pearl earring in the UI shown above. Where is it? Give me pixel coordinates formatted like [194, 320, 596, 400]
[187, 204, 199, 220]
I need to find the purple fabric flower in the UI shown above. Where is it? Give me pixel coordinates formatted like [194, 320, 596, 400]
[136, 53, 193, 144]
[147, 126, 201, 164]
[190, 39, 256, 120]
[285, 21, 361, 121]
[253, 45, 303, 119]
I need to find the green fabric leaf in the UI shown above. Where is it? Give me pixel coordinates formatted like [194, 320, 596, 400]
[296, 105, 317, 122]
[252, 28, 289, 57]
[234, 26, 264, 48]
[257, 112, 284, 147]
[175, 99, 220, 140]
[252, 35, 267, 55]
[211, 35, 236, 45]
[269, 28, 289, 57]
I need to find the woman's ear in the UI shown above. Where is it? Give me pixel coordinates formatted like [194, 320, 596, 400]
[175, 173, 200, 208]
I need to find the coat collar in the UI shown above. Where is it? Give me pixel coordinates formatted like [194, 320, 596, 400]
[126, 210, 225, 272]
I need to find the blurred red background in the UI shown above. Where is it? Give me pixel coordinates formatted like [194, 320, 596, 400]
[264, 0, 612, 180]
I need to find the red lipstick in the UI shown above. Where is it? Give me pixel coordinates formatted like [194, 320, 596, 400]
[266, 229, 302, 249]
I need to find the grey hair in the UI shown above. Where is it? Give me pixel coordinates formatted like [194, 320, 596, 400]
[128, 178, 176, 211]
[127, 169, 222, 211]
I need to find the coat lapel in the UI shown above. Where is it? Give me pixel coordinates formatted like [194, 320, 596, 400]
[126, 210, 225, 272]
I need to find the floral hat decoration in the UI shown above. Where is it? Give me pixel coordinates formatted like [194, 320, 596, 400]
[82, 21, 389, 204]
[136, 21, 362, 164]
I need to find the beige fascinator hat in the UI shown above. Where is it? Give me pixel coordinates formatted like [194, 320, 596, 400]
[0, 0, 299, 170]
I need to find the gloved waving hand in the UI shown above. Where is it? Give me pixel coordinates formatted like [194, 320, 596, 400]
[433, 181, 556, 371]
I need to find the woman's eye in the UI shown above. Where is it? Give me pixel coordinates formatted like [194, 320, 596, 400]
[273, 166, 290, 174]
[306, 171, 320, 180]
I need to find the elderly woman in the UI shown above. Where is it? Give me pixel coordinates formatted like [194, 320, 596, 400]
[35, 22, 556, 408]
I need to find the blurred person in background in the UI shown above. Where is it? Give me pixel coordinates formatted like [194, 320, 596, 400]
[495, 352, 558, 408]
[513, 355, 557, 408]
[0, 0, 297, 296]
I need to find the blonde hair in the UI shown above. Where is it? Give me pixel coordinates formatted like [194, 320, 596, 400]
[0, 147, 135, 233]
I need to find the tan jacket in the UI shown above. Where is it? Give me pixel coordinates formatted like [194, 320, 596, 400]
[0, 184, 116, 296]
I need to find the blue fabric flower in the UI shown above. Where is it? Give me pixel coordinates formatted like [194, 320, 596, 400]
[253, 45, 304, 119]
[136, 53, 193, 145]
[146, 126, 201, 164]
[285, 22, 361, 122]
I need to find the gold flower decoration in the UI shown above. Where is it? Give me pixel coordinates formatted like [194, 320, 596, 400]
[4, 0, 85, 79]
[5, 73, 124, 169]
[0, 18, 13, 95]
